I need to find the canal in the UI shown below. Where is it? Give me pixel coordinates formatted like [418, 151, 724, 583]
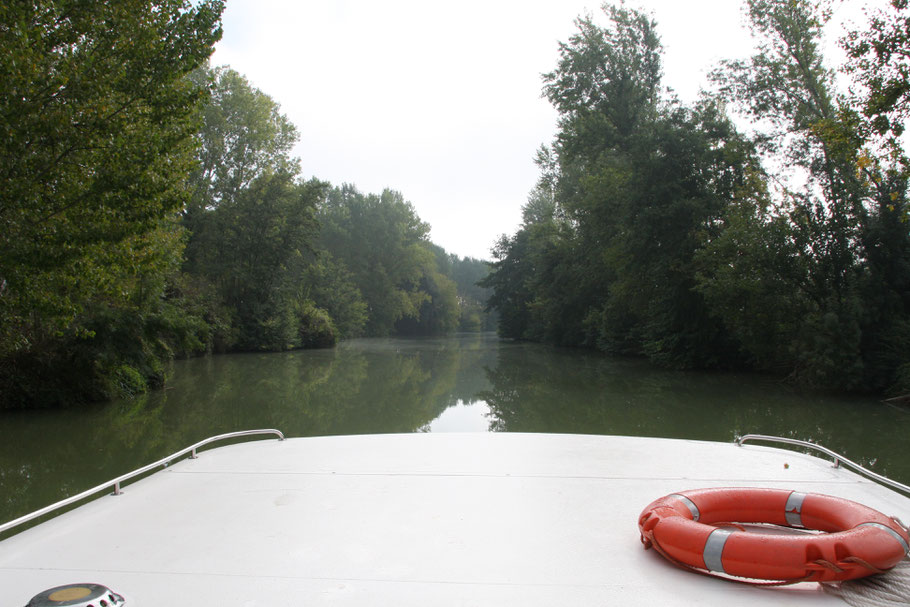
[2, 333, 909, 525]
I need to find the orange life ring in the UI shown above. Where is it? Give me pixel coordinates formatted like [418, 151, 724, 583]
[638, 488, 910, 582]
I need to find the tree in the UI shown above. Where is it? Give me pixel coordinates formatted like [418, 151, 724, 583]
[843, 0, 910, 139]
[190, 172, 324, 351]
[482, 231, 537, 340]
[394, 245, 459, 336]
[183, 66, 300, 275]
[488, 5, 667, 349]
[300, 252, 368, 339]
[703, 0, 910, 390]
[186, 66, 299, 212]
[180, 65, 333, 352]
[0, 0, 223, 335]
[694, 171, 810, 372]
[844, 0, 910, 392]
[486, 5, 756, 368]
[318, 186, 458, 336]
[0, 0, 224, 407]
[542, 6, 662, 142]
[447, 254, 495, 332]
[581, 100, 756, 366]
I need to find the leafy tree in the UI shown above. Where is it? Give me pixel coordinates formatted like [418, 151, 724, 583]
[843, 0, 910, 139]
[694, 171, 809, 372]
[185, 66, 298, 208]
[709, 0, 858, 385]
[707, 0, 910, 391]
[481, 183, 561, 341]
[317, 186, 458, 336]
[447, 254, 495, 331]
[485, 5, 666, 348]
[483, 231, 536, 340]
[183, 66, 300, 271]
[299, 252, 368, 339]
[843, 2, 910, 396]
[486, 5, 756, 368]
[190, 172, 324, 350]
[181, 65, 333, 352]
[542, 6, 662, 141]
[0, 0, 222, 338]
[395, 245, 459, 336]
[0, 0, 224, 407]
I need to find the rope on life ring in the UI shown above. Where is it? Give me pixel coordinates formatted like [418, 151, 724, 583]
[638, 488, 910, 584]
[822, 556, 910, 607]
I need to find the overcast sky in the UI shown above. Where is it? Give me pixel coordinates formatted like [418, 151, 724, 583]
[211, 0, 881, 260]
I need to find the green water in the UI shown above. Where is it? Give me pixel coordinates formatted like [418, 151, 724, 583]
[2, 334, 909, 526]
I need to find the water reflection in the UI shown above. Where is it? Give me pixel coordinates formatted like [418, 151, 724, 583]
[0, 333, 499, 523]
[1, 334, 908, 527]
[423, 399, 493, 433]
[479, 341, 910, 482]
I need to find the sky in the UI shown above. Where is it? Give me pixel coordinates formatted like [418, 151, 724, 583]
[210, 0, 882, 260]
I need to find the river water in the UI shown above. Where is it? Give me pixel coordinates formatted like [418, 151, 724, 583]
[2, 333, 909, 527]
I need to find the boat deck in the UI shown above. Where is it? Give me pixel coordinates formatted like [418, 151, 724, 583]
[2, 433, 908, 606]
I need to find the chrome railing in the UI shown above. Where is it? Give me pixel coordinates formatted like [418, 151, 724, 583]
[0, 429, 285, 536]
[736, 433, 910, 496]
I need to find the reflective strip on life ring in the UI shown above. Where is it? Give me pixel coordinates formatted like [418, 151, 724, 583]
[638, 488, 910, 583]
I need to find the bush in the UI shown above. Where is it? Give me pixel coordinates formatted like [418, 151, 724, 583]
[297, 301, 337, 348]
[106, 364, 148, 398]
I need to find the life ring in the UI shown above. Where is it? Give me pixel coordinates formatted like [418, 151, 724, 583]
[638, 488, 910, 582]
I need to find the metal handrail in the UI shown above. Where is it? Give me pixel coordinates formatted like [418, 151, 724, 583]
[736, 433, 910, 496]
[0, 428, 285, 536]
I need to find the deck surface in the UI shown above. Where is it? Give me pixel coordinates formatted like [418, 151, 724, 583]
[2, 433, 908, 606]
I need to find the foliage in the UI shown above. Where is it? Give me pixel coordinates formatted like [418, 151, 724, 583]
[317, 185, 460, 336]
[446, 253, 495, 331]
[187, 171, 324, 351]
[843, 0, 910, 139]
[295, 300, 337, 349]
[0, 221, 213, 406]
[395, 244, 460, 336]
[483, 231, 537, 340]
[693, 178, 807, 372]
[181, 66, 332, 352]
[300, 252, 368, 339]
[705, 0, 910, 391]
[187, 66, 299, 209]
[485, 0, 910, 394]
[12, 0, 909, 408]
[0, 0, 224, 407]
[486, 5, 756, 368]
[1, 8, 489, 408]
[0, 0, 222, 341]
[180, 67, 475, 353]
[542, 6, 662, 138]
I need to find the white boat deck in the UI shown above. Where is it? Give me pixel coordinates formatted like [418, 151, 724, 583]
[2, 433, 908, 606]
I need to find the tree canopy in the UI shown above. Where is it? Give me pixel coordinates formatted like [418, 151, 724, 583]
[317, 185, 459, 337]
[6, 0, 908, 407]
[0, 0, 224, 406]
[485, 5, 759, 367]
[484, 0, 910, 394]
[0, 12, 484, 408]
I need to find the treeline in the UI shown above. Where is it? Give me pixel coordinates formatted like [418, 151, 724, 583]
[0, 1, 491, 408]
[483, 0, 910, 395]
